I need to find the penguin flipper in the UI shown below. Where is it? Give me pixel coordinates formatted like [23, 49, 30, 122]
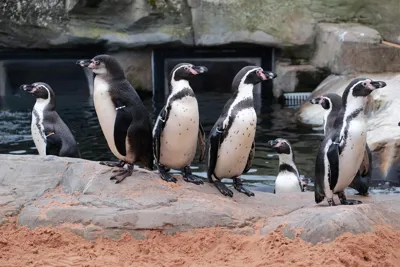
[114, 105, 133, 157]
[243, 140, 255, 174]
[153, 107, 169, 162]
[45, 131, 62, 156]
[207, 123, 223, 183]
[327, 141, 340, 191]
[197, 123, 206, 162]
[359, 144, 372, 176]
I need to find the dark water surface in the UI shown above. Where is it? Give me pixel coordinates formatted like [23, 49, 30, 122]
[0, 90, 398, 194]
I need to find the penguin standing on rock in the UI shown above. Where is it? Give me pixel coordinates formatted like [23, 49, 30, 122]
[207, 66, 277, 197]
[21, 82, 81, 158]
[310, 93, 372, 196]
[267, 138, 303, 194]
[76, 54, 153, 183]
[153, 63, 207, 184]
[314, 78, 386, 206]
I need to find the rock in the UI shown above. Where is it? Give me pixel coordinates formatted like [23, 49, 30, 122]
[261, 194, 400, 244]
[297, 73, 400, 185]
[312, 23, 400, 74]
[1, 154, 400, 243]
[1, 0, 400, 51]
[272, 62, 329, 98]
[110, 50, 153, 92]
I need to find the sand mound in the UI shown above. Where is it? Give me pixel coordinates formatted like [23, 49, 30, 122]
[0, 219, 399, 267]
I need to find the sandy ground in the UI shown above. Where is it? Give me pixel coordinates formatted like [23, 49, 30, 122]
[0, 220, 400, 267]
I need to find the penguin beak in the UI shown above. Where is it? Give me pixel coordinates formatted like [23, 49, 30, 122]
[20, 84, 36, 93]
[310, 97, 322, 105]
[189, 66, 208, 75]
[368, 80, 387, 90]
[76, 59, 91, 68]
[258, 70, 277, 81]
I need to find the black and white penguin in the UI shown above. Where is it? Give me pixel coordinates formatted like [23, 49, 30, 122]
[153, 63, 207, 185]
[207, 66, 277, 197]
[76, 54, 153, 183]
[314, 78, 386, 206]
[267, 138, 303, 194]
[310, 93, 372, 196]
[20, 82, 81, 158]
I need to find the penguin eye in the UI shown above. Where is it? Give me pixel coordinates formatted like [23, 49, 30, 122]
[95, 60, 100, 66]
[362, 82, 367, 87]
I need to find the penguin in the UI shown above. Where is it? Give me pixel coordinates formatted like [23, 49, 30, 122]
[20, 82, 81, 158]
[267, 138, 303, 194]
[153, 63, 207, 185]
[310, 93, 372, 196]
[76, 54, 153, 183]
[314, 78, 386, 206]
[207, 66, 277, 197]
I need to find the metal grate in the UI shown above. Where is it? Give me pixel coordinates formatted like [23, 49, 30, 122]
[283, 92, 312, 106]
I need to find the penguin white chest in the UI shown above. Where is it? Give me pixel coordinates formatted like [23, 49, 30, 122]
[335, 118, 367, 192]
[275, 172, 301, 194]
[214, 108, 257, 178]
[159, 96, 199, 169]
[93, 77, 130, 162]
[31, 101, 47, 156]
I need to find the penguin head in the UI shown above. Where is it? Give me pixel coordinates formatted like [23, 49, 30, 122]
[232, 66, 277, 92]
[344, 78, 387, 99]
[20, 82, 54, 100]
[76, 54, 125, 79]
[169, 63, 208, 82]
[267, 138, 292, 155]
[310, 93, 342, 110]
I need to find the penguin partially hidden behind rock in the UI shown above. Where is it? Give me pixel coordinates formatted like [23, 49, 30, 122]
[310, 93, 372, 196]
[267, 138, 303, 194]
[207, 66, 277, 197]
[314, 78, 386, 206]
[77, 55, 153, 183]
[21, 82, 81, 158]
[153, 63, 207, 184]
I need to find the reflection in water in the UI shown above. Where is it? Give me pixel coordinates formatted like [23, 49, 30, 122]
[0, 90, 398, 195]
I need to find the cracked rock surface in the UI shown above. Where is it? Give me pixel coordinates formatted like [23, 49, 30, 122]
[1, 154, 399, 242]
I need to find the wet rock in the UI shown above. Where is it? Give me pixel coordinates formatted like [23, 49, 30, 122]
[272, 62, 329, 98]
[312, 23, 400, 74]
[261, 194, 400, 244]
[297, 73, 400, 185]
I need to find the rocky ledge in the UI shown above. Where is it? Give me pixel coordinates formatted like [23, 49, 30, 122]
[1, 154, 400, 244]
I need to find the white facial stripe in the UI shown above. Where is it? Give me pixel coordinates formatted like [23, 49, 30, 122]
[172, 65, 192, 80]
[239, 68, 262, 87]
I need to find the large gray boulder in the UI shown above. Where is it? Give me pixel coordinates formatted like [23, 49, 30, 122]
[312, 23, 400, 74]
[1, 154, 400, 243]
[1, 0, 400, 50]
[297, 73, 400, 185]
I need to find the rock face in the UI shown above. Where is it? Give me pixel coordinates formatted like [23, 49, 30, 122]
[1, 154, 400, 243]
[312, 23, 400, 74]
[297, 73, 400, 185]
[1, 0, 400, 50]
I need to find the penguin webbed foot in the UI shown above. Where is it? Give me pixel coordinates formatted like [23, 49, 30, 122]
[158, 164, 177, 183]
[214, 180, 233, 197]
[110, 164, 133, 184]
[233, 177, 255, 197]
[100, 160, 125, 167]
[338, 191, 362, 205]
[327, 198, 336, 206]
[182, 166, 204, 185]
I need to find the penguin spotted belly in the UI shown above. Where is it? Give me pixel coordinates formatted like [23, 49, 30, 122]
[160, 97, 199, 169]
[335, 119, 367, 192]
[31, 103, 47, 156]
[275, 172, 301, 194]
[214, 108, 256, 178]
[93, 77, 133, 163]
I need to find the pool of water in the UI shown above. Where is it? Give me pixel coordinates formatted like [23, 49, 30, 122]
[1, 90, 398, 195]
